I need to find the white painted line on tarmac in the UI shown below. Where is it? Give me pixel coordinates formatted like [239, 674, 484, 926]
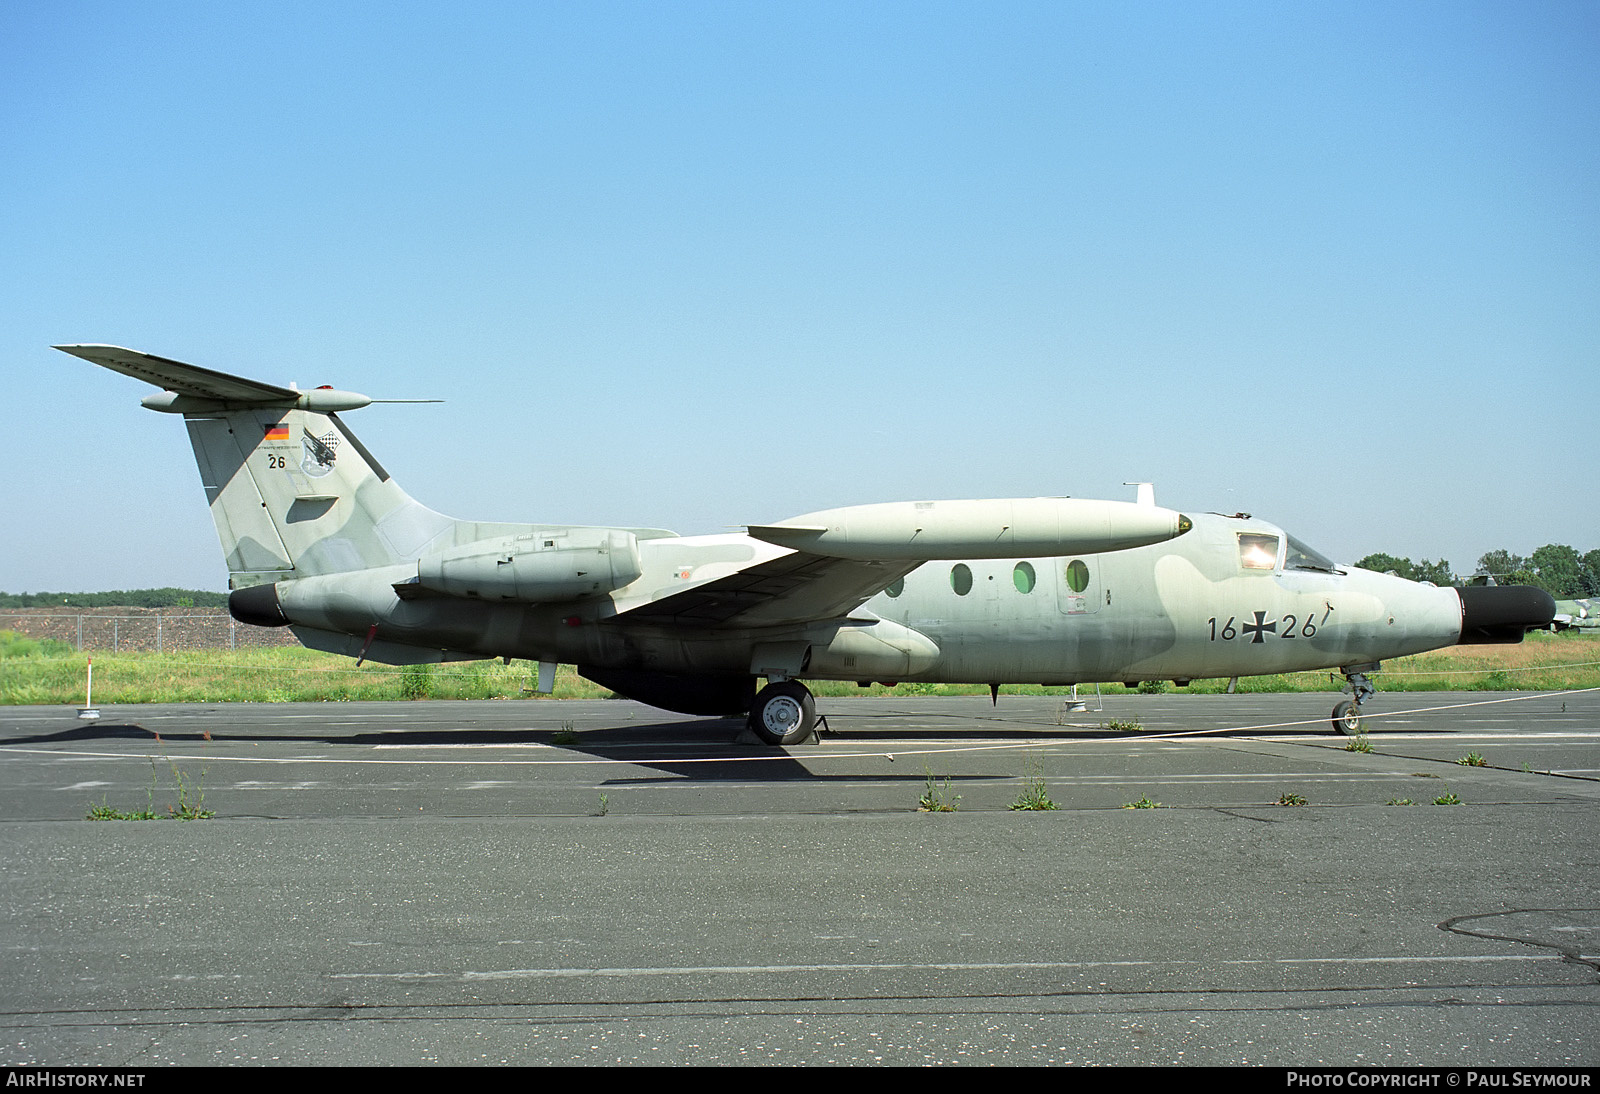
[328, 952, 1564, 983]
[1270, 732, 1600, 742]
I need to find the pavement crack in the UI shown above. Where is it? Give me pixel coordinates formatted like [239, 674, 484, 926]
[1440, 909, 1600, 978]
[1210, 808, 1278, 823]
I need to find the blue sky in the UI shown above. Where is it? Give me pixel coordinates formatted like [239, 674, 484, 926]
[4, 0, 1596, 592]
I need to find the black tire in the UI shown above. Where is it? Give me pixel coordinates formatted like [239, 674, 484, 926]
[748, 681, 816, 745]
[1331, 700, 1362, 736]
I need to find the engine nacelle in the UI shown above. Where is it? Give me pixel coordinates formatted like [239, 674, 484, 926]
[416, 530, 643, 603]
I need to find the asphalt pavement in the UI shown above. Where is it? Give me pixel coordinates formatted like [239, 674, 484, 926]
[2, 690, 1596, 1065]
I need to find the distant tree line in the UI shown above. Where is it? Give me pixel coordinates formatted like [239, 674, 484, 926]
[1355, 546, 1600, 597]
[1352, 554, 1455, 586]
[0, 588, 228, 609]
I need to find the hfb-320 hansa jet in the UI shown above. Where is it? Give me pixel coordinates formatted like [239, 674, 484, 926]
[58, 345, 1556, 742]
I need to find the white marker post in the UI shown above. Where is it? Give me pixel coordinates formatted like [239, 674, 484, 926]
[78, 657, 100, 721]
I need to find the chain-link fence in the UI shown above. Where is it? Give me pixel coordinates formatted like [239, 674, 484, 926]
[0, 608, 298, 653]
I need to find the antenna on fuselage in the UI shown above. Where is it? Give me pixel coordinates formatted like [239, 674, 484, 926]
[1125, 482, 1155, 507]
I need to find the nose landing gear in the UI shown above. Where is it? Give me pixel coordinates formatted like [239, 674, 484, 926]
[1331, 664, 1378, 735]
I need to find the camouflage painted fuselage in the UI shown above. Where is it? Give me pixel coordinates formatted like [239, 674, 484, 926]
[275, 513, 1464, 688]
[58, 343, 1543, 719]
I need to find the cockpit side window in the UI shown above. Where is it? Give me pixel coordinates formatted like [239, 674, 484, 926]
[1285, 535, 1340, 574]
[1238, 533, 1280, 571]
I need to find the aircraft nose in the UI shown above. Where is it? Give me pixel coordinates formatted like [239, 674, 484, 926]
[1456, 585, 1557, 644]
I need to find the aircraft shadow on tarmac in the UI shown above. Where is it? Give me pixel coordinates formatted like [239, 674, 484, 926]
[3, 710, 1453, 752]
[6, 715, 1053, 784]
[5, 718, 709, 749]
[5, 722, 172, 747]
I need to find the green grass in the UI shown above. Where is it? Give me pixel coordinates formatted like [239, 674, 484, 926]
[4, 630, 1596, 706]
[0, 643, 615, 705]
[0, 630, 73, 659]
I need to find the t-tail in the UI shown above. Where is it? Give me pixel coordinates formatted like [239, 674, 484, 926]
[54, 345, 460, 588]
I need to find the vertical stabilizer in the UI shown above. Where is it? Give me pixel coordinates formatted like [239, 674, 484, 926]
[56, 345, 458, 588]
[185, 406, 457, 584]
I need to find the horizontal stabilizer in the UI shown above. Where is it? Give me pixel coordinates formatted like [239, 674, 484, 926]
[55, 344, 299, 403]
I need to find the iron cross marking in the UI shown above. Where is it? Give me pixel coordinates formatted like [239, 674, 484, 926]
[1242, 611, 1277, 644]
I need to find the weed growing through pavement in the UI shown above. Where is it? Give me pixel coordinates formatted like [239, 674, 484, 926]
[1009, 758, 1058, 811]
[86, 758, 213, 820]
[918, 768, 959, 812]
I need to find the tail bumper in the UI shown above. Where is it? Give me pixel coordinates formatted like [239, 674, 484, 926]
[229, 583, 290, 627]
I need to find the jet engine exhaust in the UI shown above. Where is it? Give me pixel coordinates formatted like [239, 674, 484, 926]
[229, 583, 290, 627]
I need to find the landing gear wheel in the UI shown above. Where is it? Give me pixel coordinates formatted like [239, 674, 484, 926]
[1331, 700, 1363, 736]
[748, 681, 816, 745]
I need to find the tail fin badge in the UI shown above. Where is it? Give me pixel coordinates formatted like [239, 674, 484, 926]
[301, 428, 339, 478]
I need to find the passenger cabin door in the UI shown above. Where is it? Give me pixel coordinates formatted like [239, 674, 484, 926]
[1055, 556, 1102, 615]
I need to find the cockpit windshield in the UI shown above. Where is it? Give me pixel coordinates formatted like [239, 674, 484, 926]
[1238, 533, 1279, 571]
[1237, 532, 1342, 574]
[1285, 535, 1340, 574]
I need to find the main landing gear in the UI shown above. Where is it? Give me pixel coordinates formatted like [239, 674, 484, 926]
[1331, 665, 1378, 735]
[747, 679, 818, 745]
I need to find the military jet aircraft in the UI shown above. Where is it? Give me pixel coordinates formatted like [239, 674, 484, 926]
[1552, 599, 1598, 632]
[58, 344, 1556, 743]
